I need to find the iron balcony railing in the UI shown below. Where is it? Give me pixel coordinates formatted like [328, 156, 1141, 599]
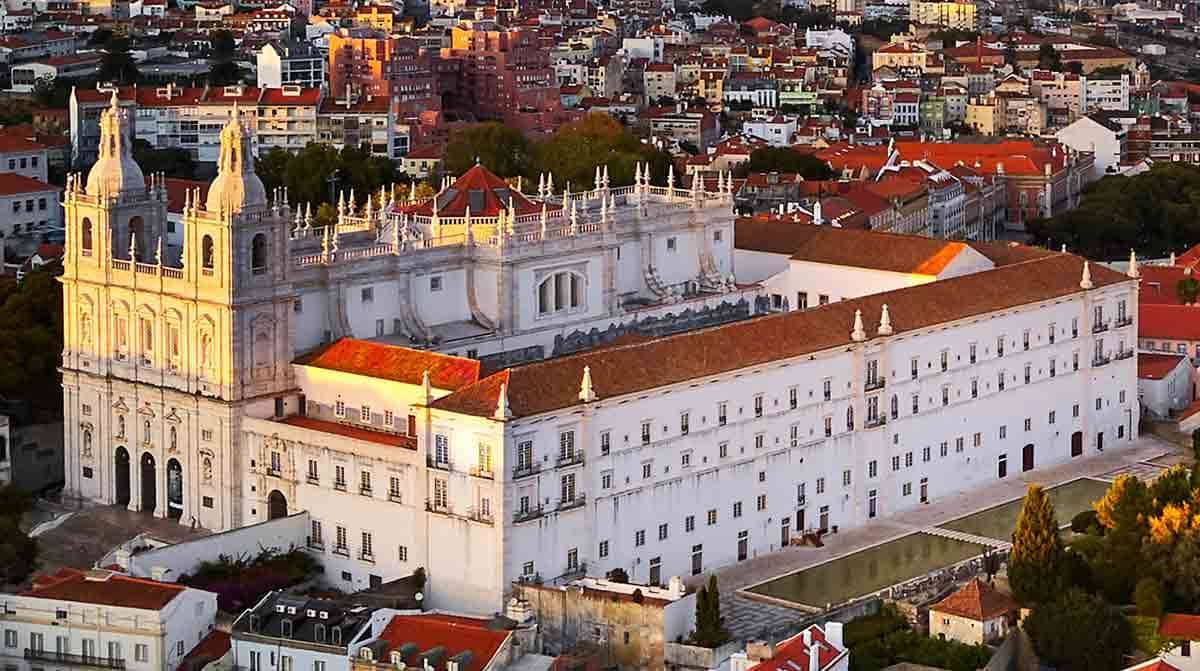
[25, 650, 126, 670]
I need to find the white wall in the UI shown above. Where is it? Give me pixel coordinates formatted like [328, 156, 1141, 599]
[128, 513, 311, 581]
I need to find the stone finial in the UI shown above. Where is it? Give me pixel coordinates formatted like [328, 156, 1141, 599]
[1061, 243, 1067, 253]
[1080, 261, 1093, 290]
[540, 203, 549, 238]
[570, 200, 578, 229]
[1170, 251, 1177, 267]
[337, 190, 345, 215]
[155, 236, 163, 266]
[538, 172, 546, 197]
[516, 175, 523, 194]
[851, 309, 866, 342]
[667, 164, 675, 193]
[1128, 249, 1139, 278]
[602, 165, 609, 187]
[129, 232, 137, 261]
[878, 304, 893, 336]
[421, 369, 433, 405]
[494, 382, 512, 420]
[594, 165, 602, 189]
[547, 172, 555, 194]
[634, 162, 642, 185]
[579, 365, 597, 402]
[409, 181, 418, 203]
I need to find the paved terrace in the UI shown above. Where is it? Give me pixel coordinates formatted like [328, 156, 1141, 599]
[690, 435, 1183, 639]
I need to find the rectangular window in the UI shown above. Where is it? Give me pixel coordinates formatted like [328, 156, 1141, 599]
[940, 441, 948, 457]
[360, 405, 371, 422]
[361, 287, 374, 303]
[680, 412, 689, 435]
[842, 469, 851, 486]
[911, 358, 919, 380]
[789, 387, 798, 409]
[733, 501, 743, 517]
[754, 395, 764, 418]
[600, 431, 610, 455]
[641, 422, 651, 445]
[685, 515, 695, 532]
[816, 477, 825, 494]
[718, 402, 727, 425]
[659, 523, 669, 540]
[707, 509, 717, 525]
[635, 530, 645, 546]
[642, 462, 652, 479]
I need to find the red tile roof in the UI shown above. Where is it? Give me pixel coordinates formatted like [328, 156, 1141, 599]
[277, 416, 416, 449]
[931, 578, 1018, 621]
[24, 568, 187, 610]
[180, 630, 230, 670]
[1139, 304, 1200, 341]
[376, 614, 509, 671]
[1138, 353, 1188, 380]
[259, 87, 322, 105]
[295, 338, 480, 390]
[893, 140, 1068, 177]
[433, 253, 1130, 419]
[746, 625, 845, 671]
[0, 135, 46, 153]
[736, 220, 968, 274]
[1139, 265, 1194, 305]
[403, 163, 549, 218]
[1160, 613, 1200, 640]
[0, 173, 57, 196]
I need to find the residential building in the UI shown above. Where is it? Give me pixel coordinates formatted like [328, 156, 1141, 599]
[643, 62, 676, 102]
[9, 55, 101, 93]
[350, 611, 521, 671]
[928, 578, 1018, 645]
[724, 73, 778, 109]
[230, 592, 373, 671]
[0, 135, 48, 182]
[257, 40, 326, 89]
[909, 0, 979, 31]
[729, 624, 849, 671]
[0, 567, 218, 671]
[647, 108, 720, 150]
[0, 402, 64, 491]
[1137, 353, 1193, 419]
[1159, 614, 1200, 671]
[318, 92, 397, 158]
[744, 117, 797, 146]
[0, 173, 61, 252]
[1056, 114, 1127, 178]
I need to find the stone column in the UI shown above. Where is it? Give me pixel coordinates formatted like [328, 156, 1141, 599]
[127, 444, 141, 513]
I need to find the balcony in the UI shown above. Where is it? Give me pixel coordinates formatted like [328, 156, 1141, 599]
[797, 494, 806, 507]
[306, 475, 319, 485]
[1092, 320, 1110, 334]
[306, 536, 324, 551]
[388, 492, 403, 504]
[1116, 348, 1135, 361]
[425, 498, 452, 516]
[332, 545, 350, 557]
[468, 507, 494, 525]
[557, 561, 588, 583]
[25, 650, 126, 670]
[1093, 354, 1112, 367]
[864, 378, 886, 392]
[359, 551, 375, 564]
[513, 505, 545, 524]
[1115, 315, 1134, 328]
[558, 493, 587, 512]
[334, 481, 347, 492]
[864, 414, 888, 429]
[426, 456, 453, 471]
[266, 467, 282, 478]
[556, 451, 585, 469]
[512, 462, 541, 480]
[359, 486, 373, 497]
[469, 465, 494, 480]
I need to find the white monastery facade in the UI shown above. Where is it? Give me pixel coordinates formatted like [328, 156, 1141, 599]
[60, 96, 1142, 616]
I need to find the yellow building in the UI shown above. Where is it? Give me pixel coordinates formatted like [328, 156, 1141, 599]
[872, 42, 929, 71]
[355, 5, 396, 32]
[910, 0, 978, 31]
[965, 95, 998, 135]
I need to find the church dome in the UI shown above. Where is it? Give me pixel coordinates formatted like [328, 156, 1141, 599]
[206, 112, 267, 215]
[85, 91, 146, 197]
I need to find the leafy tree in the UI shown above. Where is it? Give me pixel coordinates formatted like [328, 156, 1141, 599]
[0, 265, 64, 418]
[1149, 465, 1194, 512]
[845, 607, 991, 671]
[1038, 43, 1064, 71]
[207, 29, 241, 85]
[1093, 475, 1151, 603]
[1025, 589, 1133, 671]
[132, 139, 195, 179]
[1193, 429, 1200, 463]
[1008, 484, 1066, 604]
[1135, 576, 1165, 617]
[1071, 509, 1100, 534]
[535, 113, 659, 190]
[0, 485, 32, 519]
[0, 515, 37, 585]
[692, 575, 730, 647]
[443, 123, 534, 179]
[99, 35, 139, 84]
[737, 147, 835, 180]
[1178, 277, 1199, 305]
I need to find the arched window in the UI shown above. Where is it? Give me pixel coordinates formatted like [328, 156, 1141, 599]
[82, 429, 93, 456]
[143, 419, 151, 444]
[81, 218, 93, 255]
[169, 426, 177, 451]
[117, 415, 126, 439]
[251, 233, 267, 273]
[537, 271, 584, 316]
[202, 235, 214, 270]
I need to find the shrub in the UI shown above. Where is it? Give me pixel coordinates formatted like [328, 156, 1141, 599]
[1135, 577, 1165, 618]
[1071, 510, 1100, 534]
[844, 604, 908, 648]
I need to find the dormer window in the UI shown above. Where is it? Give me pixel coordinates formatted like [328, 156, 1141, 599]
[359, 649, 372, 661]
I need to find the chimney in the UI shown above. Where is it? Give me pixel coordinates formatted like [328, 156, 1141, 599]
[808, 644, 820, 671]
[802, 629, 812, 646]
[825, 622, 844, 651]
[746, 641, 776, 662]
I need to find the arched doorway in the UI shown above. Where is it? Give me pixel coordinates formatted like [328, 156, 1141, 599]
[140, 453, 156, 513]
[114, 447, 130, 506]
[166, 459, 183, 520]
[267, 490, 288, 520]
[1022, 444, 1035, 472]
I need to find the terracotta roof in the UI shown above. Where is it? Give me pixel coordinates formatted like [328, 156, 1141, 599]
[0, 135, 45, 153]
[433, 253, 1129, 419]
[1140, 304, 1200, 340]
[0, 173, 57, 196]
[295, 338, 480, 390]
[931, 579, 1017, 621]
[746, 625, 845, 671]
[1160, 613, 1200, 640]
[24, 568, 187, 610]
[259, 87, 322, 105]
[404, 144, 442, 160]
[1139, 265, 1194, 305]
[1138, 353, 1187, 380]
[180, 630, 230, 671]
[1123, 660, 1181, 671]
[735, 222, 970, 275]
[277, 416, 416, 449]
[376, 614, 509, 671]
[403, 163, 549, 218]
[893, 140, 1067, 177]
[964, 240, 1057, 267]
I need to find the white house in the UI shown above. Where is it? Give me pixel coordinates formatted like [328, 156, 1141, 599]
[1159, 613, 1200, 671]
[730, 623, 849, 671]
[1056, 114, 1126, 179]
[0, 568, 218, 671]
[1137, 353, 1193, 419]
[230, 592, 374, 671]
[928, 578, 1017, 645]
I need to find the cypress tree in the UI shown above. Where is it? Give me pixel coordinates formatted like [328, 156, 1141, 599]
[1009, 484, 1066, 605]
[693, 575, 730, 647]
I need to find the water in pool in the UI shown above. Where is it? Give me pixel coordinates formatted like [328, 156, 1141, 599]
[939, 478, 1112, 542]
[747, 533, 987, 608]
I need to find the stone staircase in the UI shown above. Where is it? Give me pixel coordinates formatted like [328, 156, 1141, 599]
[921, 526, 1011, 549]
